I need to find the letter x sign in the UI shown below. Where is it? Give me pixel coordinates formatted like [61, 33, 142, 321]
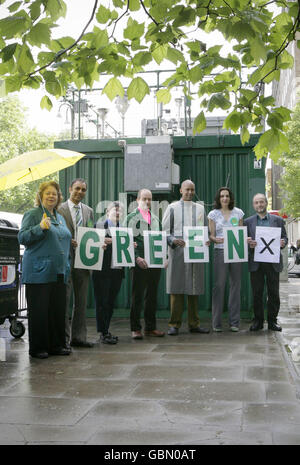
[254, 226, 281, 263]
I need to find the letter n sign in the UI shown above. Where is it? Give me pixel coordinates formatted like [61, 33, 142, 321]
[75, 227, 105, 270]
[224, 227, 248, 263]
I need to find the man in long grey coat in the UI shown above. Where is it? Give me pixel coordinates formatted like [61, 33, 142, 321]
[58, 178, 94, 348]
[162, 180, 210, 335]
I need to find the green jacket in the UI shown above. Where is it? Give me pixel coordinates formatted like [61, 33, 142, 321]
[124, 208, 161, 259]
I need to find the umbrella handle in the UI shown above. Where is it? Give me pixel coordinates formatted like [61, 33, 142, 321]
[41, 212, 50, 230]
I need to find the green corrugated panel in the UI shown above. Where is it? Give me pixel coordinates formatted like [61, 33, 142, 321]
[55, 135, 265, 320]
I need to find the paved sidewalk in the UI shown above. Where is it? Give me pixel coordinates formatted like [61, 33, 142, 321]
[0, 278, 300, 445]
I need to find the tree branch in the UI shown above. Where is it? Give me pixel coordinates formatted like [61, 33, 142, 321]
[109, 0, 130, 39]
[27, 0, 99, 78]
[139, 0, 159, 26]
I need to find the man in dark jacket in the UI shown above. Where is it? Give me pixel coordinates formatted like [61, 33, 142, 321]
[124, 188, 165, 340]
[58, 178, 94, 347]
[244, 193, 288, 332]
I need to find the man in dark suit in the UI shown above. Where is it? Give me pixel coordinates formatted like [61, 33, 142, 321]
[244, 193, 288, 332]
[58, 178, 94, 347]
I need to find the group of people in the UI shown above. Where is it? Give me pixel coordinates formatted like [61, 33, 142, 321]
[18, 178, 288, 359]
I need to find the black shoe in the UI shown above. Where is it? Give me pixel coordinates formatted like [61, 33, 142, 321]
[101, 333, 118, 344]
[30, 352, 49, 359]
[70, 340, 94, 348]
[189, 326, 210, 334]
[268, 322, 282, 332]
[249, 321, 264, 331]
[168, 327, 179, 335]
[49, 347, 71, 356]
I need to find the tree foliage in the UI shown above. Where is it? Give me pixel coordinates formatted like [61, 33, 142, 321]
[278, 100, 300, 218]
[0, 96, 56, 213]
[0, 0, 299, 160]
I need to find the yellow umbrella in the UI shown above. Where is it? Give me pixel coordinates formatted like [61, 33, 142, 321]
[0, 148, 85, 191]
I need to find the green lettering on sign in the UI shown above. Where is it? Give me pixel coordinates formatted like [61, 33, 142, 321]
[227, 229, 245, 260]
[80, 231, 100, 266]
[116, 230, 131, 263]
[149, 233, 163, 265]
[189, 228, 204, 260]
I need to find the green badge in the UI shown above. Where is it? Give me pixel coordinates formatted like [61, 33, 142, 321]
[230, 217, 239, 226]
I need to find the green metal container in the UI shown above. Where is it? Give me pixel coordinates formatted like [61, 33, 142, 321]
[55, 134, 265, 320]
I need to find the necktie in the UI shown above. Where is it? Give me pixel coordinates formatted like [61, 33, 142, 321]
[74, 205, 82, 229]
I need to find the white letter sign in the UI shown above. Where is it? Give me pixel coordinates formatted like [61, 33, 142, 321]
[224, 227, 248, 263]
[183, 226, 209, 263]
[110, 227, 135, 267]
[143, 231, 167, 268]
[254, 226, 281, 263]
[75, 227, 105, 270]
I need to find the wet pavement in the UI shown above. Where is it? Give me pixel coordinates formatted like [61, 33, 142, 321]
[0, 277, 300, 445]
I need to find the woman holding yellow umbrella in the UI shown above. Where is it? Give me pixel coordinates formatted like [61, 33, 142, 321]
[18, 181, 72, 359]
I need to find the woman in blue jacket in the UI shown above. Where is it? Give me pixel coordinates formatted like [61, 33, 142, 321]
[18, 181, 72, 359]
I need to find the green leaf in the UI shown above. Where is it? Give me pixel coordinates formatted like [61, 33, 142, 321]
[189, 65, 203, 84]
[156, 88, 171, 104]
[166, 47, 185, 65]
[240, 126, 250, 145]
[0, 11, 31, 39]
[40, 95, 53, 111]
[27, 21, 52, 47]
[43, 71, 62, 97]
[250, 37, 267, 64]
[223, 111, 241, 132]
[8, 2, 22, 13]
[124, 18, 144, 41]
[113, 0, 125, 7]
[128, 0, 141, 11]
[102, 77, 124, 101]
[193, 111, 206, 135]
[132, 51, 152, 66]
[173, 7, 196, 27]
[267, 112, 283, 130]
[16, 45, 35, 73]
[3, 76, 22, 94]
[254, 128, 289, 161]
[44, 0, 67, 20]
[96, 5, 111, 24]
[240, 89, 258, 101]
[152, 44, 168, 64]
[29, 1, 41, 21]
[1, 43, 18, 62]
[37, 51, 56, 66]
[278, 50, 294, 70]
[207, 93, 231, 112]
[127, 77, 150, 103]
[89, 27, 108, 49]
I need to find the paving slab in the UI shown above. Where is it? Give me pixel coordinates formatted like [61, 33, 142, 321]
[0, 278, 300, 445]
